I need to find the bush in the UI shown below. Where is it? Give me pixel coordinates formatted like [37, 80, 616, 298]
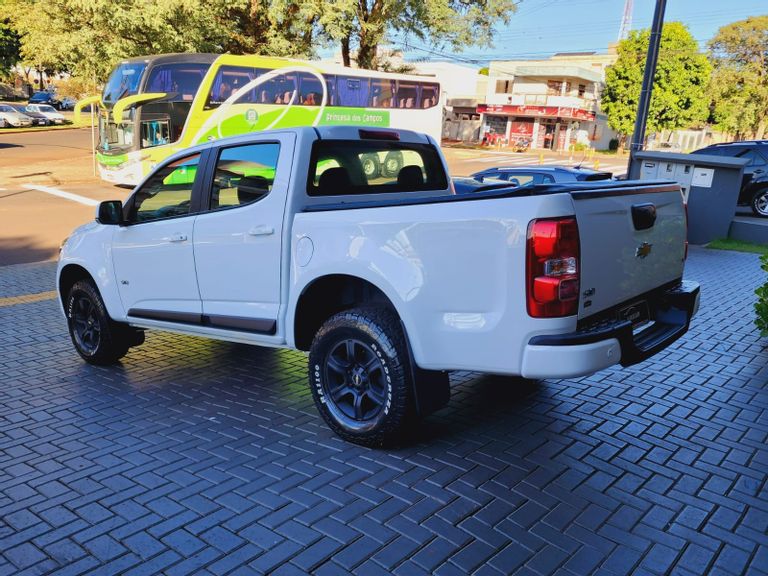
[756, 254, 768, 336]
[572, 142, 589, 152]
[608, 138, 619, 151]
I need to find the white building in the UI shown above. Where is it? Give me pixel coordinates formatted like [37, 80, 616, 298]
[481, 51, 619, 150]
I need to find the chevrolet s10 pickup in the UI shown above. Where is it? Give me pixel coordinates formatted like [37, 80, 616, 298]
[57, 127, 699, 445]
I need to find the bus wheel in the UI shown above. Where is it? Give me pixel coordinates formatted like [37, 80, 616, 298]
[361, 154, 380, 179]
[382, 151, 403, 178]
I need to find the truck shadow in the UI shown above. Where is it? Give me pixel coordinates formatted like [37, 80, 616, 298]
[412, 374, 544, 443]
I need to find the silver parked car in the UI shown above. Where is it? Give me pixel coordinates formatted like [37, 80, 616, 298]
[0, 104, 34, 128]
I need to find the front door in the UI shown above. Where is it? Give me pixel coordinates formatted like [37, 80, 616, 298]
[192, 134, 295, 337]
[112, 151, 204, 323]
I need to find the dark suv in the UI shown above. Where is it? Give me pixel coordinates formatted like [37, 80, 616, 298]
[692, 141, 768, 217]
[28, 91, 61, 109]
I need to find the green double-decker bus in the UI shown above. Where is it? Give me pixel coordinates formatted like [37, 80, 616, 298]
[79, 53, 442, 186]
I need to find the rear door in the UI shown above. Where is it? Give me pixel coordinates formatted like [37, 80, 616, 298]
[192, 133, 295, 337]
[571, 182, 687, 319]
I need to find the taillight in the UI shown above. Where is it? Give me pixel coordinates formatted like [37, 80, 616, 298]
[683, 202, 689, 261]
[526, 217, 580, 318]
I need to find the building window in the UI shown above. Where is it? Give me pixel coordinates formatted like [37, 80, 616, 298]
[495, 79, 513, 94]
[578, 84, 586, 97]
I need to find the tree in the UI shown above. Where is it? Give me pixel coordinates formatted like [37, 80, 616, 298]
[0, 17, 21, 79]
[601, 22, 711, 143]
[317, 0, 517, 69]
[708, 16, 768, 140]
[7, 0, 321, 81]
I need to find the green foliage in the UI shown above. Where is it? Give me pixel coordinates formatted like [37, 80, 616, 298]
[608, 138, 619, 151]
[7, 0, 518, 79]
[321, 0, 517, 69]
[7, 0, 323, 81]
[601, 22, 712, 137]
[478, 67, 489, 76]
[0, 17, 21, 78]
[756, 254, 768, 337]
[708, 16, 768, 139]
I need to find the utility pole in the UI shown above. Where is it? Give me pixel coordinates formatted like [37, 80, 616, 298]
[627, 0, 666, 176]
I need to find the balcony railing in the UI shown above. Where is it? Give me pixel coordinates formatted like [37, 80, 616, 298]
[486, 93, 596, 111]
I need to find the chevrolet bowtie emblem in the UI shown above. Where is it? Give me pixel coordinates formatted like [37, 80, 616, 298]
[636, 242, 653, 259]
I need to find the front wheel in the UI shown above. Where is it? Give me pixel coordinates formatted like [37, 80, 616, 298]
[361, 153, 380, 179]
[66, 279, 131, 365]
[751, 189, 768, 217]
[308, 307, 416, 447]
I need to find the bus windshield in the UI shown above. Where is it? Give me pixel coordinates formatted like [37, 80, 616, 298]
[103, 62, 147, 104]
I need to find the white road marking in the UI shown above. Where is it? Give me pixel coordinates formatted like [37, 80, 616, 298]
[22, 184, 99, 206]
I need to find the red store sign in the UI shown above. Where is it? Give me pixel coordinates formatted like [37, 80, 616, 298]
[477, 104, 595, 121]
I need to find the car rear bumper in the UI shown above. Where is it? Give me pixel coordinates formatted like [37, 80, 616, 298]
[521, 280, 700, 379]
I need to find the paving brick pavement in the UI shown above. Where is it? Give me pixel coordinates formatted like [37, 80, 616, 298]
[0, 247, 766, 575]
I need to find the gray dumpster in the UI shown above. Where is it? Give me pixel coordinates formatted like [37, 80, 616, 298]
[629, 151, 747, 244]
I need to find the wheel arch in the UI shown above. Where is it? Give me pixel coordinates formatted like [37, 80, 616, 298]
[292, 274, 402, 352]
[58, 263, 94, 308]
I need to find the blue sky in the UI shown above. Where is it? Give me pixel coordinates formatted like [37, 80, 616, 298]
[391, 0, 767, 65]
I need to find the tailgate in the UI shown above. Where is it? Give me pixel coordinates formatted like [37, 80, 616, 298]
[572, 181, 686, 320]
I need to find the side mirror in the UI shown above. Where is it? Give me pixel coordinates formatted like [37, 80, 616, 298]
[97, 200, 124, 225]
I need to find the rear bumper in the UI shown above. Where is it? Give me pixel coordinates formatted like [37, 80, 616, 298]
[521, 280, 700, 379]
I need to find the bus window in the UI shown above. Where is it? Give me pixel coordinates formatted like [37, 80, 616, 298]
[297, 72, 323, 106]
[146, 63, 209, 102]
[336, 76, 370, 107]
[103, 62, 146, 104]
[395, 82, 419, 109]
[369, 78, 394, 108]
[254, 71, 299, 105]
[141, 119, 170, 148]
[207, 66, 260, 107]
[421, 83, 439, 109]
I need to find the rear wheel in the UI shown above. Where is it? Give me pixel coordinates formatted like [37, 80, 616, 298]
[751, 189, 768, 217]
[309, 307, 416, 447]
[66, 279, 132, 365]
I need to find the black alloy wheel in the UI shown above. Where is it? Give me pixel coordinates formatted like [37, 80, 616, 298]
[71, 294, 102, 355]
[323, 338, 388, 424]
[66, 279, 131, 365]
[309, 306, 416, 446]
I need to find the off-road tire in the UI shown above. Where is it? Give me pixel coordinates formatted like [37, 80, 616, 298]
[66, 279, 131, 365]
[308, 306, 416, 447]
[751, 188, 768, 218]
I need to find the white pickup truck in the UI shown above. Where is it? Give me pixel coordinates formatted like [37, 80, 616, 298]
[57, 126, 699, 446]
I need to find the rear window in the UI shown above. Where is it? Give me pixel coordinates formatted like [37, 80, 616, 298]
[307, 140, 447, 196]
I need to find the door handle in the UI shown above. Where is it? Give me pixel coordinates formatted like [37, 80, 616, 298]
[164, 233, 187, 243]
[248, 225, 274, 236]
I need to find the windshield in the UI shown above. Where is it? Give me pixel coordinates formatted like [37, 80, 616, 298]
[37, 105, 56, 113]
[103, 62, 147, 104]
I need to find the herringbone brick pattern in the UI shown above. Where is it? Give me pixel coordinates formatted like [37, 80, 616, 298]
[0, 248, 766, 575]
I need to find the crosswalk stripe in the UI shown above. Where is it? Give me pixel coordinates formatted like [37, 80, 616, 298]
[22, 184, 99, 207]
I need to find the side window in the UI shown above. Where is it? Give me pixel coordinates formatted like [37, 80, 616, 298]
[210, 143, 280, 210]
[737, 148, 766, 167]
[206, 66, 259, 108]
[129, 153, 201, 223]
